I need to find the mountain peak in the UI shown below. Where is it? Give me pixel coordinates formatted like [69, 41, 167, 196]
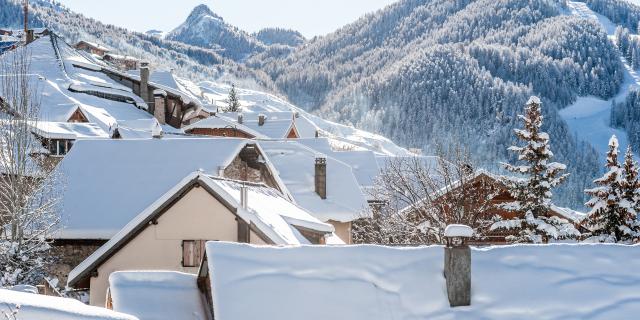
[188, 4, 222, 21]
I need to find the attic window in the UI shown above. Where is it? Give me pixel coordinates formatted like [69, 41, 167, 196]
[182, 240, 207, 267]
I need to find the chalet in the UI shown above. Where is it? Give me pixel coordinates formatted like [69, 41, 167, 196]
[259, 140, 371, 243]
[219, 112, 300, 138]
[67, 172, 335, 306]
[47, 138, 288, 286]
[183, 114, 265, 138]
[399, 170, 585, 244]
[28, 121, 109, 166]
[74, 40, 111, 57]
[102, 53, 140, 71]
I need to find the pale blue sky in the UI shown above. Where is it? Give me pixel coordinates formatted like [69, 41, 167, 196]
[56, 0, 397, 38]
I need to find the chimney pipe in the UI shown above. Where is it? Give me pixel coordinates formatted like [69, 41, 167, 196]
[238, 113, 244, 124]
[258, 114, 266, 126]
[315, 157, 327, 200]
[240, 185, 248, 209]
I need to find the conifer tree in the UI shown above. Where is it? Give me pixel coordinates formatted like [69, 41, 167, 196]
[583, 136, 638, 242]
[226, 84, 241, 112]
[491, 97, 578, 243]
[620, 146, 640, 241]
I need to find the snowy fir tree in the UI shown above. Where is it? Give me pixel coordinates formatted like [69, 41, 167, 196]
[620, 146, 640, 241]
[583, 136, 640, 243]
[226, 84, 241, 112]
[491, 97, 579, 243]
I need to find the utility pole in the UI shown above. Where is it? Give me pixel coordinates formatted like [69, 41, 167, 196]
[23, 0, 29, 33]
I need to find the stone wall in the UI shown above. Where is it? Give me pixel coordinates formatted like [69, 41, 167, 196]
[48, 241, 105, 289]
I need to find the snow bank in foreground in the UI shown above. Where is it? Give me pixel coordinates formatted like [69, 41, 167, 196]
[0, 289, 137, 320]
[109, 271, 207, 320]
[208, 242, 640, 320]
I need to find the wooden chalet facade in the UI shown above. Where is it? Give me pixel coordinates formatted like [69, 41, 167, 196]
[404, 171, 584, 244]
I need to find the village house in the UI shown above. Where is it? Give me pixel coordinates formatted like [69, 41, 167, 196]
[183, 114, 265, 138]
[400, 170, 585, 244]
[185, 111, 303, 139]
[67, 172, 336, 306]
[102, 53, 140, 71]
[74, 40, 111, 57]
[47, 138, 289, 288]
[28, 121, 109, 167]
[259, 140, 371, 243]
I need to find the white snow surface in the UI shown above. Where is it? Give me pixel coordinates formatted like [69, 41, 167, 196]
[0, 289, 137, 320]
[562, 2, 638, 163]
[444, 224, 474, 237]
[196, 81, 411, 156]
[259, 140, 370, 222]
[53, 138, 254, 239]
[109, 271, 207, 320]
[208, 242, 640, 320]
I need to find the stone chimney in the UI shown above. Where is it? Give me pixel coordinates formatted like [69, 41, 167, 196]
[443, 224, 472, 307]
[139, 62, 150, 106]
[238, 113, 244, 124]
[153, 89, 166, 125]
[26, 29, 34, 44]
[258, 114, 266, 126]
[315, 157, 327, 200]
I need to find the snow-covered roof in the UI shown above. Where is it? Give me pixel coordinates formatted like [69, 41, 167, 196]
[183, 115, 266, 138]
[30, 121, 109, 139]
[75, 40, 111, 52]
[67, 173, 334, 287]
[258, 140, 370, 222]
[0, 36, 161, 138]
[53, 138, 265, 239]
[296, 138, 381, 188]
[0, 289, 137, 320]
[108, 271, 207, 320]
[205, 242, 640, 320]
[218, 112, 297, 139]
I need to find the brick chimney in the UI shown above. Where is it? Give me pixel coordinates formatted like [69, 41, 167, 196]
[258, 114, 266, 126]
[139, 62, 150, 106]
[153, 89, 166, 125]
[315, 157, 327, 200]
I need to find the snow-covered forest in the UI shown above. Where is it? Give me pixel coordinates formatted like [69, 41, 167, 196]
[250, 0, 625, 208]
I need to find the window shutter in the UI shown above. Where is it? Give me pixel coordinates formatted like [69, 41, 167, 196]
[182, 240, 196, 267]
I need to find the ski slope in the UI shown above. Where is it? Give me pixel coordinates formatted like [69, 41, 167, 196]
[561, 2, 638, 162]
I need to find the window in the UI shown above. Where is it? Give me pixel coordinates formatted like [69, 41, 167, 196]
[182, 240, 207, 267]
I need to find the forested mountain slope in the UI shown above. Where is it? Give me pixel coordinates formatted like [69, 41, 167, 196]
[249, 0, 624, 208]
